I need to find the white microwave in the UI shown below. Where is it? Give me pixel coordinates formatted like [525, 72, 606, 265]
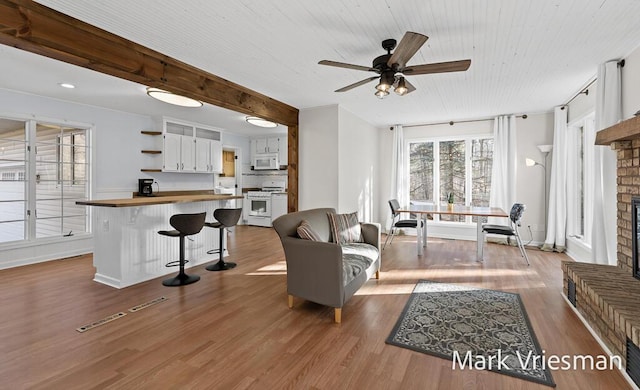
[253, 154, 279, 170]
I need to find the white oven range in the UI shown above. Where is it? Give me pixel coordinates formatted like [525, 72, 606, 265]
[246, 180, 286, 227]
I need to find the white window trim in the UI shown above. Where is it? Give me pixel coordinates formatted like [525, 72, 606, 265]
[0, 112, 93, 248]
[566, 111, 595, 249]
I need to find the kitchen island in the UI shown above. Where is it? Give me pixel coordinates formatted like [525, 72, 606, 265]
[77, 193, 243, 288]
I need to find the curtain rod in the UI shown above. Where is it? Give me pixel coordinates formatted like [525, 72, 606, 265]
[562, 59, 625, 109]
[402, 114, 528, 129]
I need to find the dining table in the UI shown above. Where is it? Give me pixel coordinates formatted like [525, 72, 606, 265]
[396, 203, 509, 258]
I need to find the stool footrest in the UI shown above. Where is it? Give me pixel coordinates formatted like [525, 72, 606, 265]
[165, 259, 189, 268]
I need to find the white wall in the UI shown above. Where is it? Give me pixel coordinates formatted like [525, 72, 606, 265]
[337, 106, 379, 222]
[299, 105, 339, 210]
[299, 104, 379, 222]
[622, 43, 640, 119]
[515, 113, 554, 243]
[0, 88, 250, 269]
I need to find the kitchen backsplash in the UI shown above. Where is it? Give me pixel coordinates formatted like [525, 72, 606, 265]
[241, 163, 287, 189]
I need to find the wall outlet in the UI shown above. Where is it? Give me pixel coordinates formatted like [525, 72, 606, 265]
[102, 220, 109, 232]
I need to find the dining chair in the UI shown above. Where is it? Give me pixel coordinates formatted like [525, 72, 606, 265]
[384, 199, 424, 249]
[481, 203, 530, 265]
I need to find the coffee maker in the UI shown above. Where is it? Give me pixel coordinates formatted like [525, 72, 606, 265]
[138, 179, 154, 196]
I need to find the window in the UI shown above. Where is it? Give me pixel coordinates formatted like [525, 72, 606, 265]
[409, 142, 434, 201]
[0, 117, 90, 244]
[409, 136, 493, 223]
[567, 113, 595, 246]
[57, 132, 87, 185]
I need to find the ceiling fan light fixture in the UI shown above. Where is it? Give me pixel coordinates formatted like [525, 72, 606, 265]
[246, 116, 278, 128]
[375, 89, 389, 99]
[395, 77, 408, 96]
[376, 81, 391, 92]
[146, 87, 203, 107]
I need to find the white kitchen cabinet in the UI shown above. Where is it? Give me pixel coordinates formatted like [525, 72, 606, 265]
[255, 138, 268, 154]
[251, 136, 286, 158]
[195, 127, 222, 173]
[163, 133, 195, 172]
[160, 118, 221, 173]
[267, 137, 279, 153]
[163, 132, 181, 172]
[278, 136, 287, 166]
[271, 193, 288, 221]
[210, 139, 223, 173]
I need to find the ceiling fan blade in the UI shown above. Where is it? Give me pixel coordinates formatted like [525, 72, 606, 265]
[318, 60, 375, 72]
[387, 32, 428, 69]
[403, 59, 471, 75]
[335, 76, 379, 92]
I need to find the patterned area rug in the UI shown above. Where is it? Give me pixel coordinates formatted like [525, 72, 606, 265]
[386, 280, 555, 387]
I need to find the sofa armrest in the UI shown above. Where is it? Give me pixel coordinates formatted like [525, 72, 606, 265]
[361, 222, 381, 252]
[280, 237, 345, 307]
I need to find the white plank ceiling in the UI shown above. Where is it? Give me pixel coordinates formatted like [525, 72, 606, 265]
[3, 0, 640, 131]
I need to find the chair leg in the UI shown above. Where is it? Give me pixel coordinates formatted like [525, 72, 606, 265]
[384, 226, 399, 249]
[334, 308, 342, 323]
[163, 236, 200, 286]
[514, 231, 530, 266]
[206, 227, 237, 271]
[375, 270, 380, 279]
[287, 294, 294, 309]
[383, 226, 394, 249]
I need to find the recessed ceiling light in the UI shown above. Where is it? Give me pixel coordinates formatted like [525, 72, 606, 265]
[59, 83, 75, 89]
[246, 116, 277, 128]
[146, 87, 203, 108]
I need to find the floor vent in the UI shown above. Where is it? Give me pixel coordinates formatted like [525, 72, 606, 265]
[76, 312, 127, 333]
[128, 296, 167, 313]
[627, 338, 640, 387]
[567, 278, 576, 307]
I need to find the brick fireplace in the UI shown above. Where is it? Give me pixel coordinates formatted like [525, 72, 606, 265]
[562, 115, 640, 385]
[597, 115, 640, 275]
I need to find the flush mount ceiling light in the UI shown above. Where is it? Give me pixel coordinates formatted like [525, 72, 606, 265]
[146, 87, 203, 108]
[245, 116, 277, 128]
[58, 83, 75, 89]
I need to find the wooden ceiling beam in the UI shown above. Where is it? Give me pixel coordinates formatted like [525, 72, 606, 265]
[0, 0, 299, 127]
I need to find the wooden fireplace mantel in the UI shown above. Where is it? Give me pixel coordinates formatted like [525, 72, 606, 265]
[595, 115, 640, 145]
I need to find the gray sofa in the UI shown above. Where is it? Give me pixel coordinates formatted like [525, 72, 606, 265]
[272, 208, 380, 323]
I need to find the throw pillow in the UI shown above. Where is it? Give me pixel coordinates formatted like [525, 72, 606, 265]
[297, 220, 321, 241]
[327, 212, 363, 244]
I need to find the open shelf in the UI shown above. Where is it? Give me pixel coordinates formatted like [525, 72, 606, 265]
[141, 150, 162, 154]
[141, 131, 162, 136]
[140, 169, 162, 173]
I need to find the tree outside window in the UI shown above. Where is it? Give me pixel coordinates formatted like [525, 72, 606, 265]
[409, 137, 493, 223]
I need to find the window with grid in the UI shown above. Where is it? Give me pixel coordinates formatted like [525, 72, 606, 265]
[0, 118, 90, 244]
[409, 136, 493, 224]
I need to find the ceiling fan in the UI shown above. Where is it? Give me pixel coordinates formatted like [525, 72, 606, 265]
[318, 31, 471, 98]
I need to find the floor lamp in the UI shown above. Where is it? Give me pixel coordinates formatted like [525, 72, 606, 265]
[525, 144, 552, 236]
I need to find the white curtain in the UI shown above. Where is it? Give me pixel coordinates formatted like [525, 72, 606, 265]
[592, 61, 621, 265]
[488, 115, 517, 224]
[542, 107, 569, 252]
[387, 124, 407, 231]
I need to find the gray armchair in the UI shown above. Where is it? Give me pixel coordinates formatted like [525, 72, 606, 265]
[272, 208, 381, 323]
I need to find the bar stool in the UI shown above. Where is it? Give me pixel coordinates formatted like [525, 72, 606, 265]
[158, 212, 206, 286]
[205, 208, 242, 271]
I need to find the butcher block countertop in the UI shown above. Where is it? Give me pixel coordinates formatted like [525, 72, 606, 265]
[76, 194, 243, 208]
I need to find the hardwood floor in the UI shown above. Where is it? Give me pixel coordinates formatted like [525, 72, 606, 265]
[0, 226, 633, 389]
